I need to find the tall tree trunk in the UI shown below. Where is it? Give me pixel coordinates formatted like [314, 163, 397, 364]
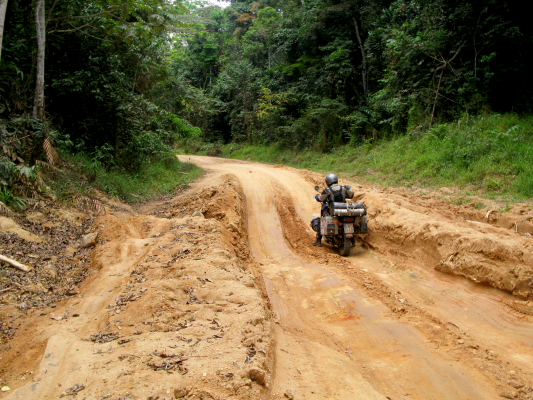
[33, 0, 46, 120]
[352, 16, 367, 95]
[431, 68, 444, 126]
[0, 0, 8, 62]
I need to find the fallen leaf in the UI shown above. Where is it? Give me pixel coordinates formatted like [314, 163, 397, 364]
[87, 332, 120, 343]
[60, 383, 85, 397]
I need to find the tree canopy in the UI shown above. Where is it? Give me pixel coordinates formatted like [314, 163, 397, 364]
[1, 0, 532, 194]
[179, 0, 533, 148]
[1, 0, 201, 194]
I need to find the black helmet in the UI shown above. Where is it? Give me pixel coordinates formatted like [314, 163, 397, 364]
[325, 173, 338, 186]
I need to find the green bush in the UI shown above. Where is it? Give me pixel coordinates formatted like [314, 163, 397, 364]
[52, 151, 203, 203]
[0, 186, 27, 211]
[190, 113, 533, 201]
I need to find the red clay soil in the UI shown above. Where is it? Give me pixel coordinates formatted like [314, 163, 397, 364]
[1, 155, 533, 400]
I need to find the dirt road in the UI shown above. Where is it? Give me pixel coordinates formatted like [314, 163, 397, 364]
[1, 155, 533, 399]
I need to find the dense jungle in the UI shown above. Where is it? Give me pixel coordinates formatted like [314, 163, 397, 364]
[3, 2, 533, 399]
[1, 0, 533, 203]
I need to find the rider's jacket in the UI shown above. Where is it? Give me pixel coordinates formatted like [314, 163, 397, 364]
[315, 184, 354, 203]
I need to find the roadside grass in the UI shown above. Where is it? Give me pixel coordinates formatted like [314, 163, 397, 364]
[181, 113, 533, 201]
[49, 153, 202, 203]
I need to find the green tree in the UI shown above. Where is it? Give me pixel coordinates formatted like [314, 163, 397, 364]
[242, 6, 282, 68]
[1, 0, 198, 186]
[212, 59, 260, 142]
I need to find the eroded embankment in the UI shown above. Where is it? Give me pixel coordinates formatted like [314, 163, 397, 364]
[290, 168, 533, 300]
[364, 192, 533, 299]
[0, 174, 272, 400]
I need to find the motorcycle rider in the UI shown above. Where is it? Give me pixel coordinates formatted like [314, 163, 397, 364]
[313, 173, 354, 246]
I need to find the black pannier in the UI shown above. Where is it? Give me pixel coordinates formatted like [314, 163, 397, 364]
[311, 217, 321, 232]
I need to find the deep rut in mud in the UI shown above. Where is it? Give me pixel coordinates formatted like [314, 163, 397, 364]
[178, 156, 533, 400]
[1, 155, 533, 400]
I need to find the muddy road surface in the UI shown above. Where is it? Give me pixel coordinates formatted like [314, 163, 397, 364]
[2, 155, 533, 400]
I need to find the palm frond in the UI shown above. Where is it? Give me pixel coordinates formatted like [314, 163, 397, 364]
[35, 159, 62, 173]
[74, 196, 105, 214]
[43, 136, 61, 166]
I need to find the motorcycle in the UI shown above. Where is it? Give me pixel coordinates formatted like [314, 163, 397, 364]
[311, 186, 368, 257]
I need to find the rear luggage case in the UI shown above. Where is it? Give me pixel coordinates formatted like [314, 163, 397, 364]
[320, 216, 338, 235]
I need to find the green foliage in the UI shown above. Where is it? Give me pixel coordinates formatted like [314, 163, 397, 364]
[212, 59, 261, 142]
[90, 157, 203, 202]
[201, 113, 533, 200]
[0, 186, 27, 212]
[0, 115, 53, 197]
[474, 201, 485, 210]
[0, 0, 211, 206]
[1, 0, 201, 174]
[0, 116, 51, 164]
[242, 6, 283, 67]
[173, 0, 533, 147]
[3, 0, 533, 186]
[50, 152, 203, 203]
[256, 87, 294, 141]
[0, 156, 17, 187]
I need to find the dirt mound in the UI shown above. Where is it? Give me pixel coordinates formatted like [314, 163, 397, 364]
[165, 174, 250, 261]
[359, 191, 533, 298]
[0, 176, 271, 399]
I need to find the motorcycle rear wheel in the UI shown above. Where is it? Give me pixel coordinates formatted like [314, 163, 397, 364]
[339, 236, 351, 257]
